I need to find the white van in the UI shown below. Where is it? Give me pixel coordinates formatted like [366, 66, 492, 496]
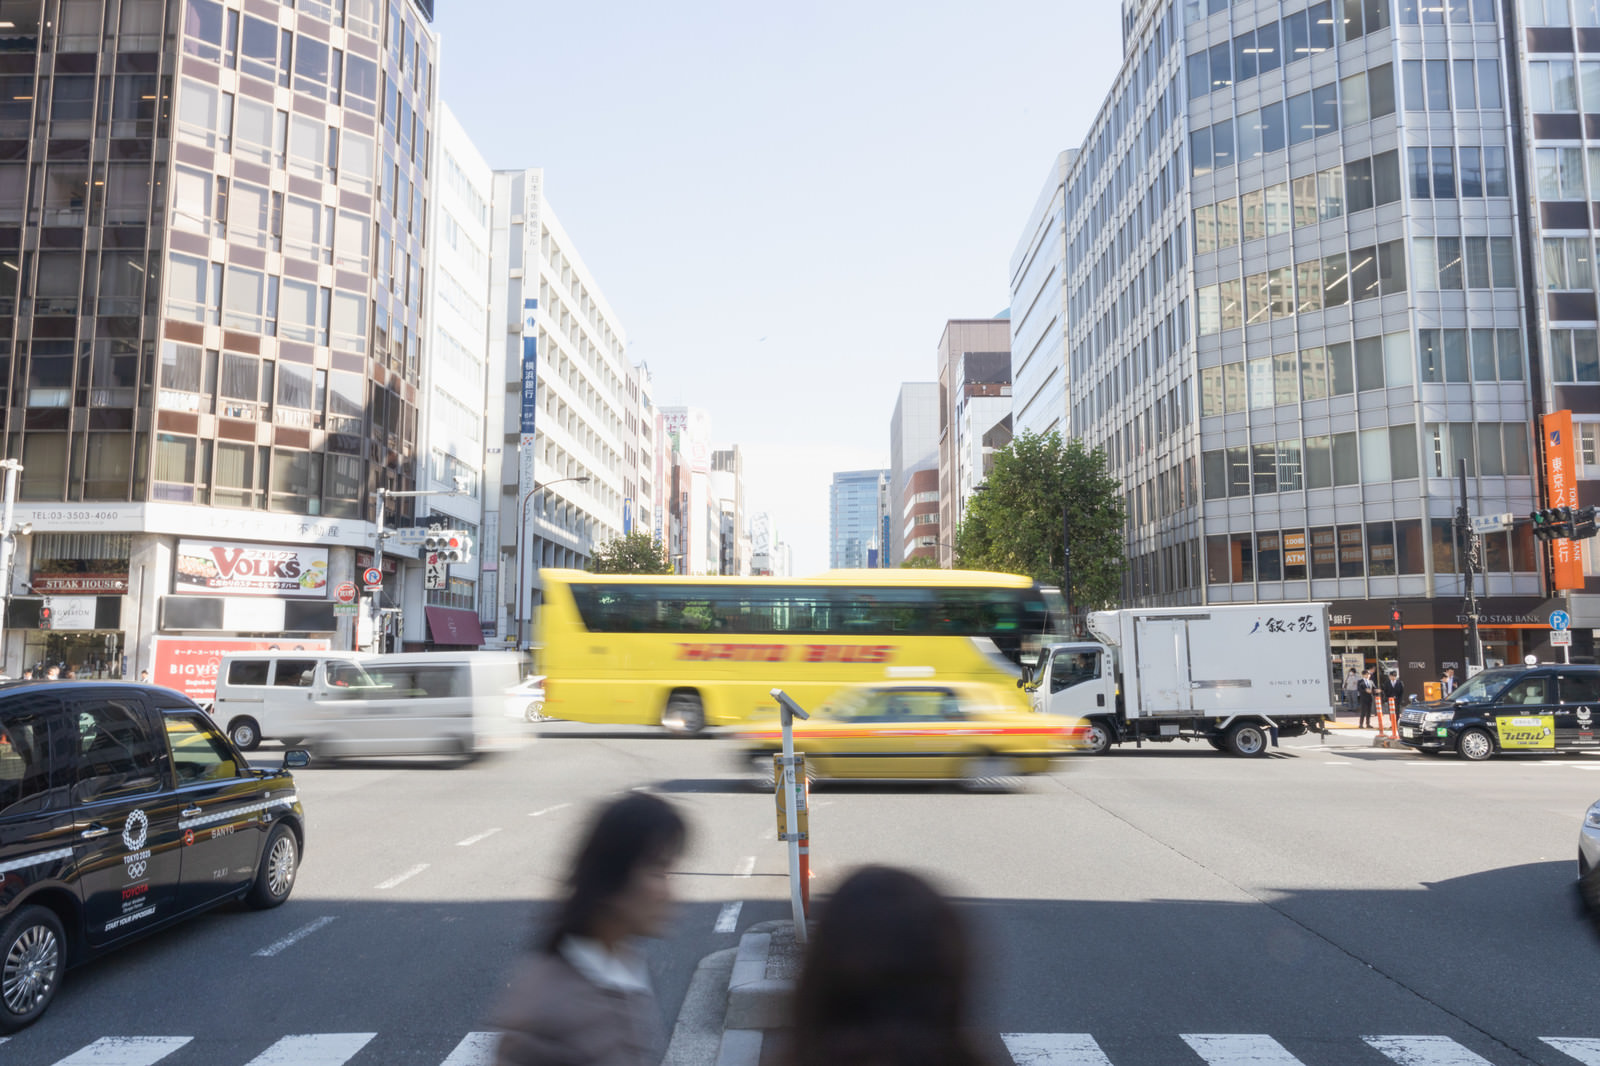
[213, 650, 526, 758]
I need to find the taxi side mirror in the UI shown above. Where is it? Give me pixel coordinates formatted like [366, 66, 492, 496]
[283, 749, 310, 770]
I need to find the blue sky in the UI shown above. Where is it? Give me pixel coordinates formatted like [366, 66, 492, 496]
[432, 2, 1124, 572]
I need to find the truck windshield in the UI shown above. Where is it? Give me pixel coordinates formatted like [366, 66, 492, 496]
[1450, 668, 1519, 704]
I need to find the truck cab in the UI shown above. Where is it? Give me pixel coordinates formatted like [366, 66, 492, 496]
[1026, 642, 1118, 752]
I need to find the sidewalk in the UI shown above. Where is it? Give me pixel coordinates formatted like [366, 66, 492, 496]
[664, 919, 802, 1066]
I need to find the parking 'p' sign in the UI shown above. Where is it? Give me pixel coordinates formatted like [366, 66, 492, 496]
[362, 567, 383, 591]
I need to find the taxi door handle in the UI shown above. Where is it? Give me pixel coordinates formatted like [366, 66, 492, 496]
[79, 824, 109, 839]
[181, 806, 202, 817]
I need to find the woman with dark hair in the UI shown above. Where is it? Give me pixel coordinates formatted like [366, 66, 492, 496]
[491, 792, 688, 1066]
[790, 865, 989, 1066]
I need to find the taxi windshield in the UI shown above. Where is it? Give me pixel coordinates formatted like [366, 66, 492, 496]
[1450, 668, 1520, 704]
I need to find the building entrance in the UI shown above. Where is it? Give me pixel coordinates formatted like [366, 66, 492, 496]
[22, 631, 125, 679]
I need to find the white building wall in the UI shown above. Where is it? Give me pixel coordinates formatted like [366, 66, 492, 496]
[888, 382, 939, 566]
[660, 407, 715, 574]
[1010, 151, 1073, 440]
[956, 393, 1013, 525]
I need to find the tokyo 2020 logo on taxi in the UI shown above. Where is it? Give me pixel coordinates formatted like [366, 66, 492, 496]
[122, 809, 150, 880]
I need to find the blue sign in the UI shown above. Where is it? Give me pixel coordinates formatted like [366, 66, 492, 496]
[1551, 610, 1571, 631]
[623, 498, 633, 535]
[519, 299, 539, 436]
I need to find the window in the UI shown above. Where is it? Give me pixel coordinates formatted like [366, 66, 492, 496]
[279, 278, 329, 345]
[1551, 328, 1600, 382]
[288, 115, 327, 180]
[234, 97, 286, 169]
[73, 698, 163, 804]
[176, 79, 229, 150]
[1544, 236, 1594, 290]
[283, 196, 332, 264]
[228, 660, 269, 686]
[1537, 146, 1585, 200]
[223, 265, 274, 333]
[1530, 59, 1579, 111]
[271, 448, 323, 513]
[294, 36, 330, 99]
[165, 253, 218, 325]
[165, 713, 240, 784]
[0, 702, 69, 818]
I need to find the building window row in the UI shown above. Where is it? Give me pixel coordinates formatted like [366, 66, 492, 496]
[1190, 77, 1351, 176]
[1197, 238, 1416, 333]
[1398, 0, 1499, 22]
[1401, 59, 1503, 113]
[1206, 516, 1531, 586]
[1185, 2, 1338, 99]
[1523, 0, 1600, 26]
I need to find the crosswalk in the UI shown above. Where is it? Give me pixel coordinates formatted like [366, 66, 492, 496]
[4, 1032, 1598, 1065]
[1001, 1033, 1600, 1065]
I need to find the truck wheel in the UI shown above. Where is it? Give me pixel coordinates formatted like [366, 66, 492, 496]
[1457, 728, 1495, 761]
[663, 692, 705, 735]
[228, 716, 261, 751]
[1226, 721, 1269, 757]
[1080, 719, 1113, 755]
[1206, 736, 1228, 751]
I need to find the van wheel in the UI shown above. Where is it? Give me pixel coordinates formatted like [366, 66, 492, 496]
[246, 825, 299, 909]
[663, 693, 705, 735]
[1226, 721, 1269, 757]
[228, 717, 261, 751]
[1457, 728, 1495, 761]
[0, 905, 65, 1032]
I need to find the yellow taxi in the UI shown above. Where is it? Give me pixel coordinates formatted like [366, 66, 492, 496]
[736, 681, 1088, 789]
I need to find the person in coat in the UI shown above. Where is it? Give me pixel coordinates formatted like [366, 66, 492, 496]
[1357, 668, 1376, 728]
[1383, 668, 1406, 709]
[490, 792, 688, 1066]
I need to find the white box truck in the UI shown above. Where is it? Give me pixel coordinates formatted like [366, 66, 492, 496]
[1025, 603, 1334, 756]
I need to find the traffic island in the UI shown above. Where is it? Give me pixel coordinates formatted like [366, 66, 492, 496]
[662, 919, 803, 1066]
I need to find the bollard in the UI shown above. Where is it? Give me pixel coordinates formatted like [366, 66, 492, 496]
[1388, 697, 1400, 739]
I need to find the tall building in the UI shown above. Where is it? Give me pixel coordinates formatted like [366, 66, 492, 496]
[0, 0, 438, 677]
[830, 469, 889, 569]
[889, 383, 939, 565]
[710, 446, 749, 575]
[658, 406, 714, 574]
[750, 511, 777, 575]
[624, 361, 656, 545]
[487, 169, 632, 646]
[936, 320, 1011, 565]
[1058, 0, 1562, 695]
[1010, 151, 1074, 439]
[420, 102, 492, 648]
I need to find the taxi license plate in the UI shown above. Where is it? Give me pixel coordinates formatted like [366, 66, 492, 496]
[1401, 727, 1417, 738]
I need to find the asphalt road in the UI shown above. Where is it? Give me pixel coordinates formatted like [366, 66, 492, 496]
[4, 724, 1599, 1065]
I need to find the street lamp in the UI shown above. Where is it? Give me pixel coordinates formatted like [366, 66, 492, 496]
[516, 475, 590, 651]
[369, 481, 467, 654]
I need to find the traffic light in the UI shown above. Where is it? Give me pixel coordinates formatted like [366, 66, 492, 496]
[37, 605, 51, 630]
[1577, 508, 1600, 541]
[1388, 604, 1403, 632]
[423, 530, 471, 563]
[1531, 507, 1577, 540]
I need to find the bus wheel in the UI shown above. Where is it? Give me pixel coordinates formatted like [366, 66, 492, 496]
[664, 692, 705, 735]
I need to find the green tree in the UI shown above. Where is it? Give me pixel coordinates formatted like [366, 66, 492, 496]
[953, 431, 1125, 610]
[900, 554, 940, 569]
[588, 531, 674, 574]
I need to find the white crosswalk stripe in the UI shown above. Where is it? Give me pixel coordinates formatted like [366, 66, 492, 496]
[438, 1032, 498, 1065]
[1183, 1033, 1306, 1064]
[241, 1033, 376, 1065]
[1363, 1035, 1494, 1065]
[1544, 1037, 1600, 1064]
[1002, 1033, 1113, 1065]
[50, 1037, 193, 1065]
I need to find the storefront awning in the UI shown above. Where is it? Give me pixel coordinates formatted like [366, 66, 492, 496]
[424, 606, 485, 647]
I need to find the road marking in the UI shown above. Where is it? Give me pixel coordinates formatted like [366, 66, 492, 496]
[1000, 1033, 1113, 1065]
[714, 901, 742, 932]
[254, 916, 337, 957]
[529, 803, 571, 817]
[1544, 1037, 1600, 1063]
[737, 855, 756, 877]
[438, 1032, 499, 1065]
[1363, 1035, 1493, 1064]
[456, 827, 502, 847]
[375, 863, 430, 890]
[1183, 1034, 1305, 1064]
[243, 1034, 376, 1065]
[51, 1037, 193, 1064]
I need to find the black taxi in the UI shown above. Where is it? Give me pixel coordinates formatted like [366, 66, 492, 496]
[1398, 663, 1600, 761]
[0, 681, 308, 1031]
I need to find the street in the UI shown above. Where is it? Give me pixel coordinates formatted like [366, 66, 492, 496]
[3, 724, 1599, 1065]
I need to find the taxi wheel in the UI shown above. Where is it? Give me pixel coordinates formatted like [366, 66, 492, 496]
[663, 693, 705, 735]
[1457, 728, 1495, 761]
[228, 716, 262, 751]
[962, 754, 1022, 792]
[247, 825, 299, 909]
[0, 905, 64, 1033]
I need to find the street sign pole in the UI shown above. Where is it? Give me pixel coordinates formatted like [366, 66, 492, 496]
[770, 688, 811, 941]
[1552, 611, 1573, 665]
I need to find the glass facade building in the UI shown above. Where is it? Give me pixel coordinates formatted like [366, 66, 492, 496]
[1068, 0, 1589, 692]
[0, 0, 438, 676]
[830, 468, 889, 569]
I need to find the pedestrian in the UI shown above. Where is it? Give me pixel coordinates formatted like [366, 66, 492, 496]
[790, 865, 989, 1066]
[1341, 668, 1361, 714]
[1384, 668, 1406, 708]
[490, 792, 688, 1066]
[44, 665, 59, 681]
[139, 669, 150, 683]
[1357, 668, 1375, 728]
[1440, 666, 1457, 699]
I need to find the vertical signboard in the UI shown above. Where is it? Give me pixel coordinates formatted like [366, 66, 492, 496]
[1544, 410, 1585, 590]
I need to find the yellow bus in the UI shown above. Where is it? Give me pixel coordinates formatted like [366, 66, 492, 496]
[535, 568, 1066, 732]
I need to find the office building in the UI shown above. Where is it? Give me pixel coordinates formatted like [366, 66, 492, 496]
[658, 406, 714, 574]
[1059, 0, 1564, 693]
[830, 468, 890, 569]
[0, 0, 439, 678]
[710, 446, 749, 575]
[889, 382, 939, 565]
[1010, 151, 1074, 439]
[936, 320, 1011, 565]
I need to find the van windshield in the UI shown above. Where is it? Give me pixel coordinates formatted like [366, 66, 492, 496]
[1450, 668, 1519, 704]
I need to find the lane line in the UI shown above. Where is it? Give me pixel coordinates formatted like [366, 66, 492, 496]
[439, 1032, 499, 1065]
[1364, 1035, 1494, 1065]
[375, 864, 430, 890]
[736, 855, 756, 877]
[254, 916, 337, 958]
[242, 1034, 376, 1065]
[1183, 1034, 1306, 1064]
[714, 901, 743, 933]
[50, 1037, 193, 1065]
[456, 828, 502, 847]
[1543, 1038, 1600, 1063]
[529, 803, 571, 817]
[1000, 1033, 1114, 1065]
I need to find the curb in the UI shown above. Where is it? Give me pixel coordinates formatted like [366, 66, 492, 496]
[667, 920, 800, 1066]
[662, 946, 737, 1066]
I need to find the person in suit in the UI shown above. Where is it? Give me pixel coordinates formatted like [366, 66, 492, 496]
[1384, 668, 1406, 708]
[1357, 668, 1376, 728]
[1440, 666, 1457, 698]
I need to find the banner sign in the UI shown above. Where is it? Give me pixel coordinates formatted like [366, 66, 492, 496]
[32, 574, 127, 593]
[1543, 411, 1584, 590]
[175, 540, 330, 598]
[520, 299, 539, 435]
[150, 636, 331, 705]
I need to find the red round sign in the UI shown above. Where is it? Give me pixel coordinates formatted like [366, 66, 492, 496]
[335, 582, 356, 604]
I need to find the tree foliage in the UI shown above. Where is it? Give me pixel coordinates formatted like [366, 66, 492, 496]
[900, 554, 940, 569]
[588, 531, 674, 574]
[953, 431, 1125, 610]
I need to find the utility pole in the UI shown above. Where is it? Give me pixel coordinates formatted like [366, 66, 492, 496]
[1454, 458, 1484, 675]
[1061, 503, 1073, 635]
[0, 459, 21, 670]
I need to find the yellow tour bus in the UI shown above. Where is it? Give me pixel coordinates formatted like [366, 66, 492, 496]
[535, 568, 1066, 733]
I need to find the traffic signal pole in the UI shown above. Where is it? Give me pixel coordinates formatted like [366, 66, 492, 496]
[1456, 459, 1484, 676]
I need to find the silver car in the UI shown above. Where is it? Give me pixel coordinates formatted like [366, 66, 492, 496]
[1580, 799, 1600, 913]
